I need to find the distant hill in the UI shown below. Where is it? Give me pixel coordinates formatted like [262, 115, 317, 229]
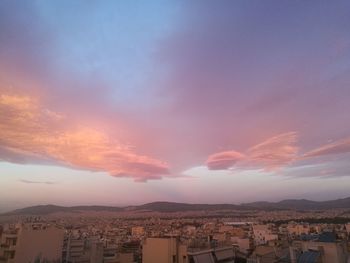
[135, 201, 245, 212]
[2, 197, 350, 216]
[242, 197, 350, 210]
[4, 205, 123, 215]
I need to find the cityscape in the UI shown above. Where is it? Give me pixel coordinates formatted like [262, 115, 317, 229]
[1, 0, 350, 263]
[1, 198, 350, 262]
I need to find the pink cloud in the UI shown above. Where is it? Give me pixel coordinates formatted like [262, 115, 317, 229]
[206, 151, 245, 170]
[205, 132, 350, 178]
[0, 91, 170, 181]
[303, 138, 350, 158]
[246, 132, 299, 170]
[205, 132, 299, 171]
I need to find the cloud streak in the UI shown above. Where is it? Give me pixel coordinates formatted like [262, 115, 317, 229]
[303, 138, 350, 158]
[19, 179, 57, 185]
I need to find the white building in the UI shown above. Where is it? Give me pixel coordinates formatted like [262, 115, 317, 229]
[252, 225, 278, 246]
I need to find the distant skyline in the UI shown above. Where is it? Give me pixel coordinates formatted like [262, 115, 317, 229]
[1, 0, 350, 211]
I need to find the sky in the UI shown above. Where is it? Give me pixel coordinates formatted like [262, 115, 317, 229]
[1, 0, 350, 211]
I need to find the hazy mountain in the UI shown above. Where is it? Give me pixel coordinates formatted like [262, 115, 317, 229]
[3, 205, 122, 215]
[135, 201, 245, 212]
[242, 197, 350, 210]
[2, 197, 350, 215]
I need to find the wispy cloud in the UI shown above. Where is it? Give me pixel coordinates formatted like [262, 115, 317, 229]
[206, 132, 298, 171]
[0, 91, 170, 181]
[206, 151, 245, 170]
[281, 160, 350, 179]
[303, 138, 350, 158]
[246, 132, 299, 170]
[205, 132, 350, 178]
[19, 179, 57, 185]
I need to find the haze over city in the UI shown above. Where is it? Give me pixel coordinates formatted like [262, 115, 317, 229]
[1, 0, 350, 213]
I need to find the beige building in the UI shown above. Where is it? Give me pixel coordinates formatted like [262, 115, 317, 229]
[14, 223, 64, 263]
[142, 237, 237, 263]
[142, 237, 188, 263]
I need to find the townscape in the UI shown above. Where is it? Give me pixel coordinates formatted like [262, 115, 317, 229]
[1, 202, 350, 263]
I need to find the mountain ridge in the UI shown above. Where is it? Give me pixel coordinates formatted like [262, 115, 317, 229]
[242, 197, 350, 210]
[2, 197, 350, 215]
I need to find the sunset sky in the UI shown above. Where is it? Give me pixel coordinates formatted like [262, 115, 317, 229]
[1, 0, 350, 211]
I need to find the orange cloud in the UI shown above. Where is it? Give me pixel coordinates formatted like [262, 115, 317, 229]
[0, 91, 169, 181]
